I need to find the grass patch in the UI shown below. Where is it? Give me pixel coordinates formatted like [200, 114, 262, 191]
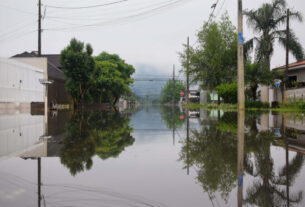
[183, 102, 305, 112]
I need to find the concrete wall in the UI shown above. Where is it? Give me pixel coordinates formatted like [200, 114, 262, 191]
[0, 58, 44, 106]
[285, 88, 305, 101]
[260, 85, 269, 102]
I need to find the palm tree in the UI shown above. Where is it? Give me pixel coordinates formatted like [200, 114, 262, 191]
[244, 0, 304, 69]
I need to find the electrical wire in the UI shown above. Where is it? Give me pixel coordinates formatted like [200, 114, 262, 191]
[44, 0, 178, 21]
[0, 4, 36, 16]
[44, 0, 187, 31]
[215, 0, 226, 17]
[191, 0, 220, 48]
[44, 0, 128, 10]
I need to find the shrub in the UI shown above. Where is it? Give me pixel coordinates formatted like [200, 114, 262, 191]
[216, 83, 237, 104]
[246, 100, 270, 108]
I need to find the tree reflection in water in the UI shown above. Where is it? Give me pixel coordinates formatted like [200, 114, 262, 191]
[180, 111, 304, 205]
[59, 111, 134, 176]
[244, 116, 304, 207]
[179, 117, 237, 202]
[160, 106, 185, 130]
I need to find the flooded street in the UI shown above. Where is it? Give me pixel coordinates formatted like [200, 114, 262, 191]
[0, 106, 305, 207]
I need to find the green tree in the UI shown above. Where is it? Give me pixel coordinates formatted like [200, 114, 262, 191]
[95, 52, 135, 105]
[160, 80, 185, 104]
[245, 62, 274, 100]
[90, 61, 126, 104]
[244, 0, 304, 69]
[60, 38, 95, 106]
[180, 13, 237, 103]
[216, 82, 238, 104]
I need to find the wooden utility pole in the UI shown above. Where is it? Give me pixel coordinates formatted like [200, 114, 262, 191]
[237, 0, 245, 110]
[38, 0, 42, 56]
[186, 37, 190, 104]
[284, 9, 290, 103]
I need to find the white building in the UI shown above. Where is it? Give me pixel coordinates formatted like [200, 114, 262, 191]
[0, 57, 46, 110]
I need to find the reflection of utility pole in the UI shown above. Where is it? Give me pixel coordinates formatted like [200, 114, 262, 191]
[186, 108, 190, 175]
[173, 65, 176, 146]
[283, 114, 290, 207]
[237, 110, 245, 207]
[284, 9, 290, 103]
[186, 37, 190, 104]
[38, 157, 41, 207]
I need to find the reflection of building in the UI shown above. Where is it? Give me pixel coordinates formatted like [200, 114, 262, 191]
[0, 113, 44, 161]
[20, 111, 69, 159]
[257, 112, 305, 154]
[12, 51, 70, 109]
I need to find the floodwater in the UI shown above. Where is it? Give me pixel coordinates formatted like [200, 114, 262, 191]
[0, 106, 305, 207]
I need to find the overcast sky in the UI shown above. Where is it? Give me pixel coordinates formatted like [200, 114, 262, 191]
[0, 0, 304, 76]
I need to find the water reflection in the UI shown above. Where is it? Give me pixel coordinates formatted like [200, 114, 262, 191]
[179, 110, 305, 206]
[179, 113, 238, 202]
[1, 107, 305, 207]
[59, 111, 134, 176]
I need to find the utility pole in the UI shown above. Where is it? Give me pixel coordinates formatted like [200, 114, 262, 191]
[186, 37, 190, 104]
[237, 0, 245, 110]
[284, 9, 290, 103]
[38, 0, 42, 56]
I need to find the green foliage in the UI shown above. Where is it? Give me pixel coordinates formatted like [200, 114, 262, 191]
[244, 0, 304, 68]
[60, 38, 95, 105]
[179, 13, 237, 90]
[95, 52, 135, 104]
[216, 83, 237, 104]
[160, 80, 186, 104]
[245, 62, 274, 100]
[59, 111, 134, 176]
[60, 39, 135, 107]
[245, 100, 270, 108]
[281, 100, 305, 111]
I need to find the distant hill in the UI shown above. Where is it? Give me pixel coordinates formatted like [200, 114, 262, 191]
[131, 64, 171, 100]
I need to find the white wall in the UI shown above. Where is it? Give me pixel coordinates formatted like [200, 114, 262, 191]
[0, 58, 44, 104]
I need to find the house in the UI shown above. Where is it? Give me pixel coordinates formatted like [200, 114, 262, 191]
[260, 60, 305, 103]
[12, 51, 70, 109]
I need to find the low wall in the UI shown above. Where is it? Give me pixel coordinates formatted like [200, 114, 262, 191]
[285, 88, 305, 101]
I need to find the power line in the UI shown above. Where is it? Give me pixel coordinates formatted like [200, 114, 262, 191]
[191, 0, 220, 48]
[44, 0, 187, 31]
[215, 0, 227, 17]
[0, 4, 36, 16]
[44, 0, 128, 10]
[208, 0, 220, 23]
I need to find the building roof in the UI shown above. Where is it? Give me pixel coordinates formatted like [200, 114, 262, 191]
[12, 51, 65, 81]
[273, 60, 305, 71]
